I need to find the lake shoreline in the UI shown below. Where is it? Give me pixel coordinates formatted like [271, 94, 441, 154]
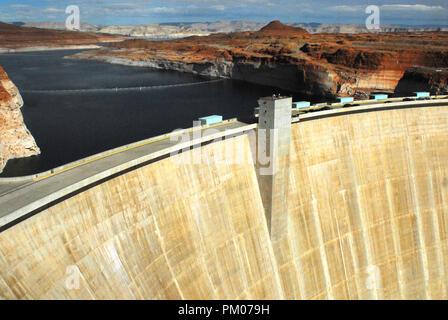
[0, 45, 102, 54]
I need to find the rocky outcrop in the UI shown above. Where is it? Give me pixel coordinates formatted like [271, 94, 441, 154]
[0, 67, 40, 173]
[395, 66, 448, 95]
[71, 21, 448, 98]
[257, 20, 309, 36]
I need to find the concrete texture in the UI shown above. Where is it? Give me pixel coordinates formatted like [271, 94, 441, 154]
[0, 100, 448, 299]
[256, 96, 292, 240]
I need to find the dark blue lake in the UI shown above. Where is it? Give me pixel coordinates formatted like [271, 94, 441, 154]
[0, 49, 316, 176]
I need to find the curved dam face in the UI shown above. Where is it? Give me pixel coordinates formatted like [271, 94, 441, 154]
[1, 105, 448, 299]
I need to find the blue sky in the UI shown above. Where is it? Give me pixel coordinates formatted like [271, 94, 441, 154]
[1, 0, 447, 26]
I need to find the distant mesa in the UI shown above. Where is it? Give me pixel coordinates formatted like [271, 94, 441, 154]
[258, 20, 309, 35]
[70, 18, 448, 99]
[0, 21, 123, 50]
[395, 66, 448, 95]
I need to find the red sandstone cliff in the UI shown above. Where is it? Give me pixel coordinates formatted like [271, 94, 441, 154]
[395, 66, 448, 95]
[71, 21, 448, 98]
[0, 66, 40, 173]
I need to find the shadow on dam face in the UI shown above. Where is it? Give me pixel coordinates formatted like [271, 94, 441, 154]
[1, 106, 448, 299]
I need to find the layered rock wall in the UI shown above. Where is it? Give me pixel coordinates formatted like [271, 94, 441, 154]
[71, 21, 448, 98]
[395, 66, 448, 95]
[0, 67, 40, 173]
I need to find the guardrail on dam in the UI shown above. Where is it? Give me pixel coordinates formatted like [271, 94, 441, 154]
[0, 96, 448, 299]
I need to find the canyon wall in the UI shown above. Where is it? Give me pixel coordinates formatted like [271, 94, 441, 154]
[72, 21, 448, 98]
[70, 53, 336, 97]
[1, 105, 447, 299]
[0, 22, 123, 51]
[0, 67, 40, 173]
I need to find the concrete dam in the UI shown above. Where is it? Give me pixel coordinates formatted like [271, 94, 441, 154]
[0, 96, 448, 299]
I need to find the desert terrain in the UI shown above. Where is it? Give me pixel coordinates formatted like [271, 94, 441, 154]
[0, 22, 123, 52]
[72, 20, 448, 98]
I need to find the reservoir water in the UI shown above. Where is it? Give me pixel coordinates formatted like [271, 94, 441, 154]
[0, 49, 316, 177]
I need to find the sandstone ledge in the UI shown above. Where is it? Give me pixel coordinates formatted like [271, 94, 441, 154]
[0, 66, 40, 173]
[71, 21, 448, 98]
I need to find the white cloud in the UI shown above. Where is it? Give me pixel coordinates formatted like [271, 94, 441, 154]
[43, 7, 65, 13]
[9, 4, 31, 9]
[151, 7, 178, 14]
[211, 5, 225, 11]
[330, 5, 364, 12]
[381, 4, 445, 11]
